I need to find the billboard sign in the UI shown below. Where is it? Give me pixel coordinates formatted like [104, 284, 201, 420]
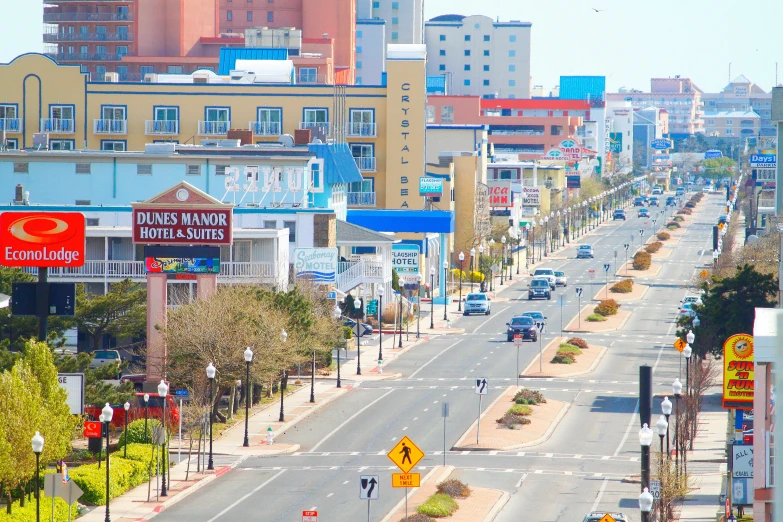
[558, 139, 582, 160]
[732, 444, 753, 478]
[488, 181, 513, 207]
[651, 139, 673, 150]
[132, 208, 233, 246]
[705, 150, 723, 159]
[145, 257, 220, 274]
[391, 244, 420, 282]
[566, 175, 581, 188]
[521, 186, 541, 206]
[58, 373, 84, 415]
[609, 132, 623, 154]
[0, 212, 85, 268]
[750, 154, 776, 168]
[722, 333, 754, 410]
[293, 248, 338, 284]
[419, 177, 443, 197]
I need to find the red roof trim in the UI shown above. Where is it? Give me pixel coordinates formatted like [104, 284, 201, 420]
[200, 37, 243, 44]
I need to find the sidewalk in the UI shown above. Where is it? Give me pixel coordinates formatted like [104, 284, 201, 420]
[678, 393, 729, 521]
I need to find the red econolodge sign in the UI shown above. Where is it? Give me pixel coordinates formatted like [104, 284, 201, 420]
[0, 212, 85, 268]
[132, 207, 233, 246]
[83, 421, 101, 438]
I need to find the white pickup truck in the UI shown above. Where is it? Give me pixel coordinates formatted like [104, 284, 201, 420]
[89, 350, 122, 376]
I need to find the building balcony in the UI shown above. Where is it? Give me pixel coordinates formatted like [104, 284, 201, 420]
[40, 118, 75, 134]
[47, 52, 127, 62]
[93, 119, 127, 134]
[0, 118, 21, 133]
[198, 120, 230, 136]
[43, 12, 135, 22]
[347, 122, 377, 137]
[299, 121, 331, 135]
[145, 120, 179, 135]
[296, 73, 328, 84]
[347, 192, 377, 207]
[354, 157, 376, 172]
[43, 32, 133, 42]
[250, 121, 281, 136]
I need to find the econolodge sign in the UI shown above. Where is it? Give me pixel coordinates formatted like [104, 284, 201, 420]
[0, 212, 86, 268]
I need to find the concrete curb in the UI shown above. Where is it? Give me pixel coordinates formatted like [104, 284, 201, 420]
[519, 337, 565, 376]
[379, 466, 453, 522]
[481, 490, 511, 522]
[452, 385, 518, 450]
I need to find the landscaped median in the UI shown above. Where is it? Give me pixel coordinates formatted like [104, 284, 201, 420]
[521, 336, 607, 378]
[451, 386, 568, 450]
[591, 278, 649, 302]
[564, 300, 632, 333]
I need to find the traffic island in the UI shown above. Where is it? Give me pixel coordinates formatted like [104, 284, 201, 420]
[521, 336, 608, 378]
[451, 386, 568, 450]
[615, 261, 663, 278]
[591, 281, 649, 302]
[381, 466, 509, 522]
[563, 305, 632, 333]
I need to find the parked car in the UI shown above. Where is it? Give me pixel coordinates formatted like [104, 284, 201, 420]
[120, 373, 147, 391]
[554, 270, 568, 287]
[678, 302, 697, 318]
[652, 187, 663, 195]
[681, 296, 702, 307]
[522, 311, 546, 332]
[633, 197, 645, 206]
[637, 208, 650, 218]
[666, 196, 677, 206]
[613, 209, 627, 220]
[528, 278, 552, 300]
[676, 187, 685, 196]
[506, 316, 538, 342]
[649, 197, 659, 207]
[85, 392, 180, 429]
[703, 186, 710, 193]
[583, 513, 629, 522]
[89, 349, 122, 370]
[464, 293, 491, 315]
[577, 245, 594, 259]
[532, 268, 556, 289]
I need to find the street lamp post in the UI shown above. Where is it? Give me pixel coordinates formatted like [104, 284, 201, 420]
[32, 432, 43, 522]
[102, 402, 114, 519]
[429, 266, 436, 329]
[673, 378, 683, 475]
[123, 402, 130, 458]
[206, 362, 216, 469]
[469, 248, 476, 293]
[656, 415, 668, 466]
[378, 286, 385, 356]
[310, 349, 316, 403]
[662, 396, 672, 458]
[442, 261, 448, 321]
[353, 297, 362, 374]
[683, 341, 693, 456]
[639, 488, 653, 522]
[415, 275, 422, 338]
[157, 381, 168, 497]
[639, 423, 653, 492]
[143, 393, 149, 443]
[500, 236, 506, 285]
[333, 305, 342, 388]
[478, 244, 486, 286]
[624, 243, 630, 275]
[458, 252, 465, 311]
[543, 218, 549, 256]
[243, 348, 253, 446]
[488, 239, 496, 289]
[516, 230, 522, 273]
[279, 329, 288, 420]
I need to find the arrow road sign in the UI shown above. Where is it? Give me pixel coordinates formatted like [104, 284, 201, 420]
[575, 287, 583, 297]
[360, 475, 379, 500]
[603, 264, 611, 272]
[44, 474, 83, 505]
[475, 378, 488, 395]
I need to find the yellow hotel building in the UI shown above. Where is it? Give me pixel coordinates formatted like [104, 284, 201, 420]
[0, 47, 428, 212]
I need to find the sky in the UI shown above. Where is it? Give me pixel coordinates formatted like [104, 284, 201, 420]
[1, 0, 781, 93]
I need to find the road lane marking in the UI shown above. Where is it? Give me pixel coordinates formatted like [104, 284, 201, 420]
[309, 389, 395, 452]
[472, 306, 509, 333]
[589, 478, 610, 512]
[408, 339, 463, 378]
[205, 469, 286, 522]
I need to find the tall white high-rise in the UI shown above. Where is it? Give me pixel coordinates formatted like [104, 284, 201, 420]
[357, 0, 423, 44]
[424, 14, 531, 98]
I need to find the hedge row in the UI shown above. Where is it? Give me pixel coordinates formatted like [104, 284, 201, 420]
[611, 279, 634, 293]
[594, 299, 619, 316]
[645, 242, 663, 254]
[633, 251, 652, 270]
[0, 493, 78, 522]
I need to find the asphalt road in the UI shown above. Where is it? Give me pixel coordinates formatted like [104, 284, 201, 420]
[155, 192, 723, 522]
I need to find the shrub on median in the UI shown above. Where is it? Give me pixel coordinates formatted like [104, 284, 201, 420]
[566, 337, 589, 349]
[673, 216, 684, 223]
[437, 479, 472, 499]
[666, 221, 681, 229]
[417, 493, 459, 517]
[586, 314, 607, 322]
[633, 251, 652, 270]
[657, 231, 671, 241]
[610, 279, 634, 293]
[677, 208, 692, 215]
[594, 299, 619, 316]
[558, 343, 582, 355]
[684, 202, 696, 208]
[514, 388, 546, 405]
[401, 515, 433, 522]
[508, 404, 533, 416]
[645, 242, 663, 254]
[551, 352, 576, 364]
[0, 493, 78, 522]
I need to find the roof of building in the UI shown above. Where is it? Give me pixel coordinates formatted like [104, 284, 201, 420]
[730, 74, 752, 84]
[309, 143, 363, 185]
[703, 109, 761, 118]
[480, 98, 591, 110]
[218, 48, 289, 75]
[336, 220, 396, 244]
[429, 14, 466, 22]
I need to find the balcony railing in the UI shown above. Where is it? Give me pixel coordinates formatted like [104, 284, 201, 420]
[145, 120, 179, 135]
[354, 157, 376, 172]
[347, 122, 377, 137]
[296, 73, 329, 84]
[93, 119, 127, 134]
[43, 12, 135, 22]
[47, 52, 127, 62]
[198, 120, 230, 136]
[40, 118, 75, 134]
[24, 261, 277, 282]
[43, 32, 133, 42]
[347, 192, 377, 207]
[250, 121, 281, 136]
[299, 121, 331, 134]
[0, 119, 21, 133]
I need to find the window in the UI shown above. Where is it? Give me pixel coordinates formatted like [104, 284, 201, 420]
[483, 80, 489, 86]
[283, 221, 296, 243]
[391, 32, 398, 40]
[13, 163, 28, 173]
[356, 30, 362, 38]
[356, 77, 362, 85]
[464, 79, 470, 86]
[391, 1, 398, 7]
[139, 65, 153, 76]
[137, 164, 152, 175]
[483, 35, 490, 41]
[101, 140, 126, 151]
[0, 105, 17, 130]
[509, 79, 516, 87]
[509, 34, 517, 42]
[263, 220, 277, 229]
[298, 67, 318, 83]
[205, 107, 229, 123]
[509, 64, 516, 72]
[303, 108, 328, 128]
[726, 119, 733, 124]
[95, 65, 107, 79]
[483, 65, 489, 71]
[464, 50, 470, 56]
[96, 45, 107, 56]
[116, 66, 128, 80]
[426, 105, 435, 123]
[550, 125, 563, 136]
[356, 61, 362, 69]
[247, 11, 253, 21]
[464, 64, 470, 71]
[49, 105, 74, 131]
[227, 10, 233, 20]
[372, 0, 379, 7]
[356, 45, 362, 54]
[438, 64, 445, 71]
[255, 108, 281, 135]
[464, 35, 470, 41]
[349, 109, 374, 136]
[75, 163, 91, 174]
[204, 107, 229, 134]
[49, 139, 74, 150]
[726, 129, 733, 135]
[233, 241, 251, 262]
[267, 11, 273, 22]
[483, 50, 489, 56]
[509, 50, 516, 57]
[350, 143, 375, 171]
[439, 50, 445, 56]
[116, 45, 128, 57]
[98, 105, 126, 133]
[391, 17, 398, 24]
[439, 34, 446, 41]
[309, 160, 322, 190]
[441, 105, 454, 123]
[215, 165, 227, 176]
[167, 65, 183, 74]
[155, 106, 178, 122]
[187, 165, 200, 176]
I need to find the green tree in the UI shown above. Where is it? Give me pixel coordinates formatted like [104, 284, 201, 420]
[696, 157, 736, 181]
[0, 267, 44, 352]
[54, 351, 135, 407]
[60, 279, 146, 350]
[682, 264, 777, 357]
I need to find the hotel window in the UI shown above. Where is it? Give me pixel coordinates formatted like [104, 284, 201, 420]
[356, 46, 362, 53]
[464, 64, 470, 71]
[464, 79, 470, 86]
[256, 108, 281, 135]
[484, 35, 490, 41]
[167, 65, 183, 74]
[392, 1, 398, 8]
[49, 140, 74, 151]
[298, 67, 318, 83]
[267, 11, 273, 22]
[263, 220, 277, 229]
[350, 143, 375, 171]
[247, 11, 253, 21]
[96, 45, 107, 56]
[4, 139, 17, 150]
[464, 49, 470, 56]
[356, 61, 362, 69]
[509, 34, 517, 42]
[509, 50, 516, 57]
[356, 31, 362, 38]
[303, 108, 328, 127]
[283, 221, 296, 243]
[483, 65, 489, 71]
[227, 10, 233, 20]
[439, 34, 446, 41]
[116, 45, 128, 57]
[0, 105, 16, 120]
[509, 79, 516, 87]
[483, 50, 489, 56]
[139, 65, 153, 76]
[101, 140, 126, 151]
[426, 105, 435, 123]
[441, 105, 454, 124]
[439, 64, 445, 71]
[116, 66, 128, 80]
[95, 65, 107, 79]
[464, 35, 470, 41]
[372, 1, 379, 7]
[356, 77, 362, 85]
[439, 50, 445, 56]
[483, 80, 489, 86]
[392, 17, 398, 24]
[392, 32, 398, 40]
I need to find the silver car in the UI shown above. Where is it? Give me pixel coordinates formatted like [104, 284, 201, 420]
[554, 270, 567, 287]
[463, 293, 491, 316]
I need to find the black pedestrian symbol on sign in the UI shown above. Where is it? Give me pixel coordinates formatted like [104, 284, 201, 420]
[400, 443, 412, 465]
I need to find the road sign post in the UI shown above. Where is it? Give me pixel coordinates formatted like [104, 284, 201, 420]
[388, 436, 425, 521]
[558, 294, 566, 335]
[603, 263, 611, 299]
[513, 335, 522, 386]
[442, 402, 449, 465]
[360, 475, 379, 522]
[302, 510, 318, 522]
[536, 323, 544, 372]
[650, 479, 661, 501]
[575, 288, 583, 328]
[475, 378, 488, 445]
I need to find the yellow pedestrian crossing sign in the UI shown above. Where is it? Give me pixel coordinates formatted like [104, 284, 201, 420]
[674, 338, 687, 353]
[598, 515, 617, 522]
[387, 436, 425, 474]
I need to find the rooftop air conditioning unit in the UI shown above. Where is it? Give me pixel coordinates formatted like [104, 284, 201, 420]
[144, 73, 157, 83]
[104, 72, 119, 83]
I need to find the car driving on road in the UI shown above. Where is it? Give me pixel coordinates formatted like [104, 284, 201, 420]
[649, 197, 659, 207]
[633, 197, 645, 206]
[506, 316, 538, 342]
[637, 208, 650, 218]
[522, 311, 546, 332]
[678, 302, 697, 318]
[613, 209, 626, 220]
[464, 292, 491, 315]
[577, 244, 594, 259]
[532, 268, 556, 289]
[528, 278, 551, 300]
[554, 270, 567, 287]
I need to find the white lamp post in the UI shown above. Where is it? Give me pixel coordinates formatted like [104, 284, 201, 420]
[243, 348, 254, 446]
[639, 488, 654, 522]
[206, 362, 216, 468]
[157, 380, 168, 496]
[32, 432, 44, 522]
[123, 401, 130, 458]
[639, 423, 653, 493]
[102, 402, 114, 518]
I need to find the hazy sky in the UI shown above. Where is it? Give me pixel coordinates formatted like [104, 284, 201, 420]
[2, 0, 781, 93]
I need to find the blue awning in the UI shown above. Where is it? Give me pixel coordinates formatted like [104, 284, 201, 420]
[218, 48, 288, 75]
[309, 143, 363, 184]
